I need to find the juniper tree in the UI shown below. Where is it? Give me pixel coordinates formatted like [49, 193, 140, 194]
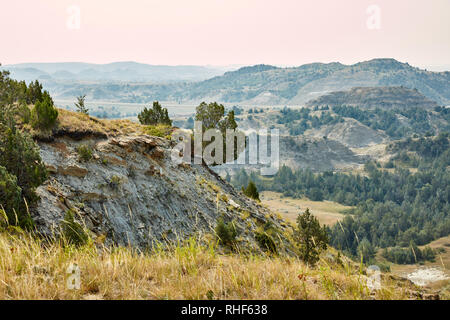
[295, 208, 329, 265]
[242, 180, 260, 201]
[31, 91, 58, 129]
[138, 101, 172, 126]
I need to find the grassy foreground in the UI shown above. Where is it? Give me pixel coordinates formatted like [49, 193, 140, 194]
[0, 230, 425, 300]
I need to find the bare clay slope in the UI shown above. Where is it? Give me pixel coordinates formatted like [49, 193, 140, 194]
[31, 112, 291, 251]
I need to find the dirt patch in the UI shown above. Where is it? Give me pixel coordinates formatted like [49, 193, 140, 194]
[58, 165, 88, 177]
[49, 141, 69, 155]
[406, 268, 449, 286]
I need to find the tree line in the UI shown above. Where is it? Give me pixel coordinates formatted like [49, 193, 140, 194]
[231, 134, 449, 262]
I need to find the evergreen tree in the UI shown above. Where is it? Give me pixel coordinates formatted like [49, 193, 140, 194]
[31, 91, 58, 129]
[295, 208, 329, 265]
[138, 101, 172, 126]
[0, 124, 48, 205]
[74, 94, 89, 115]
[357, 238, 376, 264]
[194, 102, 242, 165]
[0, 166, 22, 225]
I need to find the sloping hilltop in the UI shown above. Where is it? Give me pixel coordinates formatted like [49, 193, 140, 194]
[30, 110, 293, 252]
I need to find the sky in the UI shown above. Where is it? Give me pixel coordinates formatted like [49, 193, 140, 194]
[1, 0, 450, 68]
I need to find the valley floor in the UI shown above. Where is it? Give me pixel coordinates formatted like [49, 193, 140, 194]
[260, 191, 350, 226]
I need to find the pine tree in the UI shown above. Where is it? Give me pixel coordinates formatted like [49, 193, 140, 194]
[31, 91, 58, 129]
[295, 208, 329, 265]
[74, 94, 89, 115]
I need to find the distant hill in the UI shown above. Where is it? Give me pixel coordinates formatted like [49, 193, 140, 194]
[305, 86, 439, 110]
[181, 59, 449, 105]
[3, 59, 450, 105]
[1, 62, 230, 82]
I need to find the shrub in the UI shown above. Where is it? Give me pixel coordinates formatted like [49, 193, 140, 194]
[255, 221, 279, 253]
[376, 262, 391, 273]
[0, 166, 22, 226]
[0, 125, 47, 205]
[242, 181, 260, 201]
[215, 217, 237, 248]
[17, 103, 31, 124]
[255, 231, 277, 253]
[31, 92, 58, 129]
[138, 101, 172, 126]
[143, 124, 172, 138]
[61, 209, 89, 246]
[76, 145, 93, 162]
[109, 175, 123, 189]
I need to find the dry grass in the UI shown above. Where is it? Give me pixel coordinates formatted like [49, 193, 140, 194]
[0, 230, 421, 300]
[26, 108, 147, 139]
[260, 191, 350, 226]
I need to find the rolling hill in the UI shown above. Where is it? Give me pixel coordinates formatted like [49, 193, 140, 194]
[1, 62, 230, 82]
[183, 59, 449, 105]
[23, 58, 449, 106]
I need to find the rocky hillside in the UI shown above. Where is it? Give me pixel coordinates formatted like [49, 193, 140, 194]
[305, 86, 439, 110]
[304, 118, 386, 149]
[31, 111, 291, 252]
[279, 136, 369, 171]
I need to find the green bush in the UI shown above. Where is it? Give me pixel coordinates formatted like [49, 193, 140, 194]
[0, 125, 47, 205]
[215, 217, 237, 248]
[255, 231, 277, 253]
[0, 166, 22, 226]
[109, 175, 123, 189]
[143, 124, 172, 138]
[76, 145, 93, 162]
[242, 181, 260, 201]
[376, 262, 391, 273]
[31, 92, 58, 129]
[138, 101, 172, 126]
[17, 103, 31, 124]
[61, 209, 89, 246]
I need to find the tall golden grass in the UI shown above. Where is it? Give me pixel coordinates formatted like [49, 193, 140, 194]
[0, 230, 419, 300]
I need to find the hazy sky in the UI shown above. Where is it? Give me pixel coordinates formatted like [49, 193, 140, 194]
[1, 0, 449, 67]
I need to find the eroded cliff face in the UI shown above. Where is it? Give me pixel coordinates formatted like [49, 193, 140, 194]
[32, 133, 290, 251]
